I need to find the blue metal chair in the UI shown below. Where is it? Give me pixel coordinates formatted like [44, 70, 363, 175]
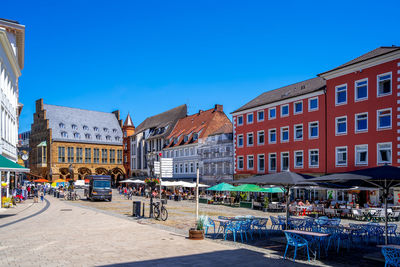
[270, 216, 284, 231]
[284, 232, 310, 262]
[382, 246, 400, 267]
[204, 218, 216, 238]
[388, 224, 398, 244]
[252, 218, 268, 238]
[224, 221, 244, 242]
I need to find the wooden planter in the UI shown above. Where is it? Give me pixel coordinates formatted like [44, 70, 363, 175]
[188, 229, 204, 240]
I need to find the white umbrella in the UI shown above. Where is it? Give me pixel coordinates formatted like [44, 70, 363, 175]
[131, 179, 145, 184]
[119, 179, 135, 183]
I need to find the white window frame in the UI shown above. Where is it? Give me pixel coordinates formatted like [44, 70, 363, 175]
[294, 101, 303, 115]
[377, 108, 392, 130]
[377, 72, 392, 97]
[281, 104, 289, 117]
[308, 97, 319, 112]
[281, 152, 289, 171]
[257, 130, 265, 145]
[247, 132, 254, 146]
[237, 115, 243, 126]
[309, 149, 319, 168]
[377, 142, 392, 165]
[268, 107, 276, 120]
[308, 121, 319, 139]
[335, 146, 348, 167]
[355, 78, 368, 102]
[294, 150, 303, 169]
[268, 128, 277, 144]
[268, 153, 277, 172]
[237, 156, 244, 170]
[247, 113, 254, 124]
[257, 110, 264, 122]
[237, 134, 244, 148]
[280, 126, 289, 143]
[335, 84, 347, 106]
[335, 116, 347, 135]
[257, 154, 265, 173]
[247, 155, 254, 170]
[355, 112, 368, 133]
[294, 124, 303, 141]
[355, 144, 368, 166]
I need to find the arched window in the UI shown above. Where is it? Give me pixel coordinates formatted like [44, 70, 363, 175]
[83, 125, 89, 131]
[72, 124, 78, 130]
[103, 128, 109, 132]
[94, 127, 99, 132]
[74, 132, 80, 139]
[59, 123, 65, 129]
[61, 131, 68, 138]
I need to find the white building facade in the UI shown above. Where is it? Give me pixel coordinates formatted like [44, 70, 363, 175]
[0, 19, 25, 162]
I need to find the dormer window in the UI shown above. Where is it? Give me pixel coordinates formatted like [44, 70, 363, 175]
[96, 134, 101, 140]
[174, 138, 178, 144]
[85, 133, 91, 139]
[106, 135, 111, 141]
[184, 135, 188, 142]
[72, 124, 78, 130]
[73, 132, 81, 139]
[94, 127, 99, 132]
[115, 136, 120, 141]
[103, 128, 109, 132]
[61, 131, 68, 138]
[83, 125, 89, 131]
[59, 123, 65, 129]
[113, 129, 118, 133]
[193, 133, 198, 141]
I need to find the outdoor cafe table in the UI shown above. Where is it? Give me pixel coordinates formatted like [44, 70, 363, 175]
[284, 230, 330, 259]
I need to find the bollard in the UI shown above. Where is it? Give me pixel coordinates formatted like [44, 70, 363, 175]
[142, 203, 145, 217]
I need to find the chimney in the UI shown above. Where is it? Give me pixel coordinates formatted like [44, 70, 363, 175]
[214, 104, 223, 112]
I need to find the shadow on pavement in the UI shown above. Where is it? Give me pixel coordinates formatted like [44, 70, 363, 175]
[99, 248, 310, 267]
[0, 214, 16, 219]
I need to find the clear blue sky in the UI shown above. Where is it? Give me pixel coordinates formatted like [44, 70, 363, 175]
[3, 0, 400, 132]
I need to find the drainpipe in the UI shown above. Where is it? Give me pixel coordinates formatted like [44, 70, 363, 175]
[324, 88, 328, 175]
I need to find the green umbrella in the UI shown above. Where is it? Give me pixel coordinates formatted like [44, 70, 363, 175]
[207, 182, 236, 191]
[232, 184, 264, 192]
[261, 187, 284, 193]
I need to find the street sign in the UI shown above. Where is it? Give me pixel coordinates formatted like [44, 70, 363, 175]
[154, 161, 160, 175]
[161, 158, 173, 178]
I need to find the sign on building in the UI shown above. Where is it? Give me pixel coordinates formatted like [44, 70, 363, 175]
[154, 161, 161, 175]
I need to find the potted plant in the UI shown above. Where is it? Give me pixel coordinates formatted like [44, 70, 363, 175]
[189, 216, 206, 240]
[144, 178, 160, 189]
[263, 196, 269, 212]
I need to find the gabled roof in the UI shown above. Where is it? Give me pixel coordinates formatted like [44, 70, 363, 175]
[134, 104, 187, 139]
[165, 105, 231, 148]
[43, 104, 123, 145]
[319, 46, 400, 76]
[208, 123, 233, 136]
[232, 77, 326, 114]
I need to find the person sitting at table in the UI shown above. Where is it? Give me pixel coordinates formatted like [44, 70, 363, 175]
[298, 200, 305, 206]
[334, 202, 340, 209]
[305, 200, 311, 206]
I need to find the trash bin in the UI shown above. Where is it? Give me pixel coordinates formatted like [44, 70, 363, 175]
[132, 201, 141, 217]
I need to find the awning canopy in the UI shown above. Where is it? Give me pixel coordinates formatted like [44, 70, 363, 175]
[0, 155, 30, 172]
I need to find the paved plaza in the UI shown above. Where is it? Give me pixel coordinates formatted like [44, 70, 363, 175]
[0, 194, 309, 267]
[0, 191, 385, 266]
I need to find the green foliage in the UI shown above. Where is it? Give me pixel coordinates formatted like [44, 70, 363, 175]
[196, 215, 207, 230]
[263, 196, 269, 208]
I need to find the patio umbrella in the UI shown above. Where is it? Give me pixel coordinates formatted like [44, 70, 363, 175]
[34, 178, 49, 183]
[308, 165, 400, 245]
[261, 187, 284, 193]
[131, 179, 145, 184]
[234, 171, 315, 229]
[232, 184, 264, 192]
[119, 179, 135, 183]
[207, 182, 236, 191]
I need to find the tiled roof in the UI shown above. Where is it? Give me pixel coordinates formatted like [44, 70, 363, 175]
[44, 104, 123, 145]
[165, 105, 231, 148]
[232, 77, 326, 113]
[134, 104, 187, 140]
[209, 123, 233, 136]
[319, 46, 400, 76]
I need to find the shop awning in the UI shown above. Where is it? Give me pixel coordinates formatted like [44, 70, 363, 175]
[0, 155, 30, 172]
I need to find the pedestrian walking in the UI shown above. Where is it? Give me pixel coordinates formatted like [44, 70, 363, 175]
[40, 190, 44, 202]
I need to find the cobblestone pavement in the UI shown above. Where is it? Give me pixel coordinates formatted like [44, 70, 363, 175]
[0, 195, 313, 267]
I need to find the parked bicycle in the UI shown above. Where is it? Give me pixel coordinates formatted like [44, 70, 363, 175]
[64, 191, 81, 201]
[151, 199, 168, 221]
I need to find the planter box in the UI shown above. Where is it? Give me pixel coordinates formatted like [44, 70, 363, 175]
[199, 198, 208, 204]
[239, 201, 252, 209]
[188, 229, 204, 240]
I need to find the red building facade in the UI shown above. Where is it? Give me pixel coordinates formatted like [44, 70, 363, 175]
[232, 78, 327, 178]
[233, 46, 400, 178]
[122, 114, 135, 177]
[321, 47, 400, 173]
